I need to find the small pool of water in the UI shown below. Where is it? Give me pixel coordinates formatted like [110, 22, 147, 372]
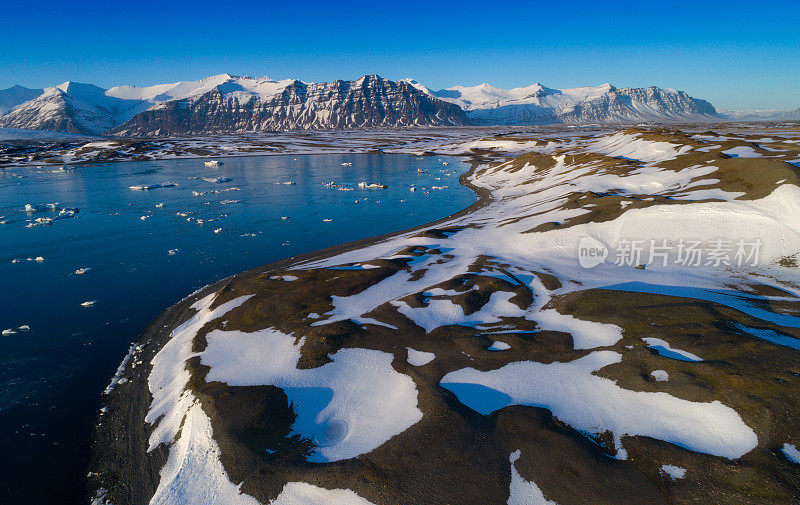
[0, 153, 475, 504]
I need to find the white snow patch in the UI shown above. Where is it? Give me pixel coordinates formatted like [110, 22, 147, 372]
[651, 370, 669, 381]
[508, 450, 558, 505]
[643, 337, 702, 362]
[440, 351, 757, 459]
[406, 347, 435, 366]
[782, 443, 800, 464]
[268, 482, 376, 505]
[201, 327, 422, 462]
[660, 464, 687, 480]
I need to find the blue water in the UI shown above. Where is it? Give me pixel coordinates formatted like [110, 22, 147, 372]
[0, 153, 474, 504]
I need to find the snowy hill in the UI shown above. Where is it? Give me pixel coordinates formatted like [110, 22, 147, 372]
[405, 80, 721, 124]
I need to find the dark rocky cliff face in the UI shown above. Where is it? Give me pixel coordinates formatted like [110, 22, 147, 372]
[559, 87, 718, 124]
[111, 76, 469, 136]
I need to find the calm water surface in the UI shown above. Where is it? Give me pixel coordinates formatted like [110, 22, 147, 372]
[0, 153, 474, 504]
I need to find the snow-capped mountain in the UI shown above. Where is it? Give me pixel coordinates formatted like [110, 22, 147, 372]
[0, 74, 751, 134]
[0, 81, 155, 134]
[405, 80, 720, 124]
[0, 74, 468, 135]
[0, 85, 43, 115]
[721, 108, 800, 122]
[111, 75, 468, 135]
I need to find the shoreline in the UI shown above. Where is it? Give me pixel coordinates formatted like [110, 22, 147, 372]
[87, 153, 493, 504]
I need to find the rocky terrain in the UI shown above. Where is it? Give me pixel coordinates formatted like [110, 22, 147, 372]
[90, 125, 800, 504]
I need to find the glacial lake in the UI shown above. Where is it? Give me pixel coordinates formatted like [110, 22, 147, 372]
[0, 153, 475, 504]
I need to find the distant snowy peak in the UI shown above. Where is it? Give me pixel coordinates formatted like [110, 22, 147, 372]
[105, 74, 289, 103]
[0, 75, 729, 134]
[0, 75, 466, 134]
[406, 80, 720, 125]
[721, 108, 800, 121]
[112, 75, 469, 135]
[0, 85, 44, 115]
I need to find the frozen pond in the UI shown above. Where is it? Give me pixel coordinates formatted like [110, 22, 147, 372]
[0, 153, 475, 503]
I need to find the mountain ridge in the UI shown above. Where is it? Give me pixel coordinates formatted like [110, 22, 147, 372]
[2, 73, 786, 135]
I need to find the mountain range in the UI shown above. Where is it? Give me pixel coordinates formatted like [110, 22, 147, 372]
[0, 74, 792, 136]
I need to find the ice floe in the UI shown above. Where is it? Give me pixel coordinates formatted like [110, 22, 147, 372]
[129, 182, 178, 190]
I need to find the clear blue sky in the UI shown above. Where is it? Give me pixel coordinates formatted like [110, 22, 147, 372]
[2, 0, 798, 111]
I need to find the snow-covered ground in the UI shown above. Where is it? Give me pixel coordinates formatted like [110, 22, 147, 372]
[97, 125, 800, 505]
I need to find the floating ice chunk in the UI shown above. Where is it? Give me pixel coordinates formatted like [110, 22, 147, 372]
[129, 182, 177, 190]
[75, 267, 91, 275]
[2, 329, 17, 336]
[140, 215, 150, 221]
[213, 228, 223, 234]
[643, 338, 702, 362]
[81, 300, 97, 307]
[441, 351, 757, 459]
[11, 259, 20, 263]
[18, 325, 30, 331]
[323, 218, 333, 222]
[168, 249, 180, 255]
[33, 256, 44, 263]
[407, 347, 435, 366]
[651, 370, 669, 381]
[269, 482, 375, 505]
[488, 341, 511, 351]
[307, 312, 320, 319]
[660, 464, 687, 480]
[782, 443, 800, 463]
[202, 177, 232, 183]
[24, 203, 60, 212]
[508, 450, 558, 505]
[203, 160, 221, 167]
[155, 203, 164, 208]
[357, 181, 387, 189]
[340, 162, 353, 167]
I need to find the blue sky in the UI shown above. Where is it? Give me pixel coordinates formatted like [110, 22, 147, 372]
[2, 0, 798, 110]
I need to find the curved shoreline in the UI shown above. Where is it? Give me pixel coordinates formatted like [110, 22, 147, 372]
[87, 154, 493, 505]
[88, 125, 800, 505]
